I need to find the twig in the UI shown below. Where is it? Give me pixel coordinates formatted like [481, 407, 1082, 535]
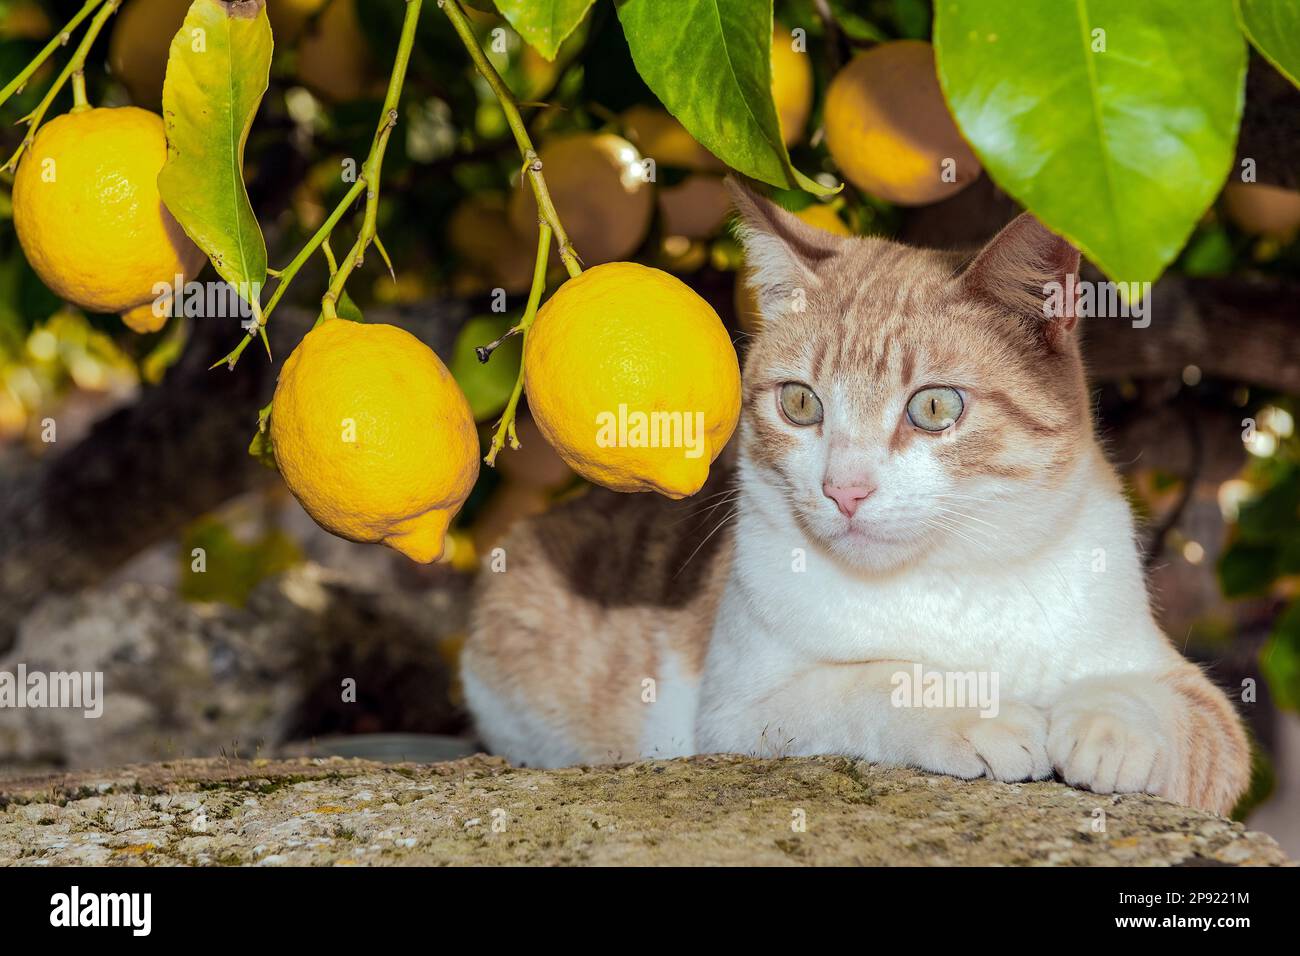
[215, 0, 423, 369]
[0, 0, 107, 110]
[2, 0, 121, 173]
[440, 0, 582, 279]
[441, 0, 588, 466]
[485, 224, 551, 465]
[320, 0, 423, 320]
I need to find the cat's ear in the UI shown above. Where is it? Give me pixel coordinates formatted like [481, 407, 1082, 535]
[960, 213, 1081, 348]
[727, 176, 843, 323]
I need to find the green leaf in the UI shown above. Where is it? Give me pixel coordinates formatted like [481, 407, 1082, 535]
[830, 1, 889, 43]
[934, 0, 1247, 285]
[494, 0, 595, 61]
[1237, 0, 1300, 88]
[1262, 600, 1300, 711]
[158, 0, 272, 320]
[450, 314, 523, 422]
[1218, 542, 1278, 597]
[248, 400, 276, 469]
[616, 0, 835, 195]
[337, 290, 365, 323]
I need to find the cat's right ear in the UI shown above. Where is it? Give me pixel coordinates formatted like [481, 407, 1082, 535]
[727, 176, 843, 323]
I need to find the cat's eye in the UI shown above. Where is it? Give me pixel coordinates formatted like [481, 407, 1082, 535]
[907, 386, 964, 432]
[778, 382, 823, 426]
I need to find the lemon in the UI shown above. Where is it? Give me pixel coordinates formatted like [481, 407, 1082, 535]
[12, 107, 207, 329]
[447, 195, 534, 294]
[772, 22, 812, 146]
[825, 40, 981, 206]
[0, 1, 52, 39]
[297, 0, 372, 102]
[1222, 183, 1300, 242]
[108, 0, 191, 107]
[621, 105, 722, 173]
[658, 174, 733, 240]
[270, 319, 480, 563]
[509, 133, 654, 266]
[523, 262, 740, 498]
[266, 0, 328, 41]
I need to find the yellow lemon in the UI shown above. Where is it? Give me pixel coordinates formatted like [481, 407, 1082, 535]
[270, 319, 480, 563]
[266, 0, 328, 41]
[1, 1, 52, 39]
[447, 195, 534, 294]
[523, 262, 740, 498]
[509, 133, 654, 266]
[658, 174, 733, 240]
[108, 0, 191, 107]
[621, 105, 722, 173]
[772, 22, 812, 146]
[297, 0, 373, 102]
[1222, 183, 1300, 242]
[825, 40, 981, 206]
[12, 107, 207, 329]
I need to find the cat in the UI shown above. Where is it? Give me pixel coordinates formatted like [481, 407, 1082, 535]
[462, 178, 1251, 816]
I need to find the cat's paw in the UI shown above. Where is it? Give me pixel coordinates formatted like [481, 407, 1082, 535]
[917, 700, 1052, 783]
[1047, 686, 1174, 798]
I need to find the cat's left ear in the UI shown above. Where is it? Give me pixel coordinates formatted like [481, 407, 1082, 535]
[727, 176, 844, 324]
[960, 213, 1081, 349]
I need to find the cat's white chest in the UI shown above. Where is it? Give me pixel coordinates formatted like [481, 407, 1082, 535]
[718, 505, 1170, 704]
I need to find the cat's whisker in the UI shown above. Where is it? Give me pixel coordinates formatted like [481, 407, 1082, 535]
[922, 514, 997, 556]
[674, 507, 739, 578]
[930, 505, 999, 534]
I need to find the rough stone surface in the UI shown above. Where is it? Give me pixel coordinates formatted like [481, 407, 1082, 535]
[0, 754, 1289, 866]
[0, 565, 467, 771]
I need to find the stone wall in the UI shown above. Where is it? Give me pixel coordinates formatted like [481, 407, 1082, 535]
[0, 754, 1289, 866]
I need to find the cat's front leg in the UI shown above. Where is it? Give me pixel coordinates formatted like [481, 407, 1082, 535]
[699, 659, 1053, 782]
[1046, 666, 1250, 815]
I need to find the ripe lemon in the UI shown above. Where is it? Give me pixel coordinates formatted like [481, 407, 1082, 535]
[297, 0, 372, 102]
[825, 40, 981, 206]
[772, 22, 812, 146]
[509, 133, 654, 266]
[447, 195, 534, 294]
[12, 107, 207, 328]
[266, 0, 328, 41]
[0, 1, 52, 39]
[658, 175, 733, 240]
[621, 105, 722, 173]
[523, 263, 740, 498]
[271, 319, 480, 563]
[1222, 183, 1300, 242]
[108, 0, 191, 107]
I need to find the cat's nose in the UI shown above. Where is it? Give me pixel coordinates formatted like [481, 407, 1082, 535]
[823, 482, 876, 518]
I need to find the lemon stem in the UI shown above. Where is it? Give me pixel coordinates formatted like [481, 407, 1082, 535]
[2, 0, 120, 173]
[214, 0, 422, 371]
[485, 223, 552, 466]
[440, 0, 583, 280]
[320, 0, 423, 322]
[0, 0, 107, 112]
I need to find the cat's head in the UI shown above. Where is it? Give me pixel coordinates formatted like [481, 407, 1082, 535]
[730, 179, 1092, 573]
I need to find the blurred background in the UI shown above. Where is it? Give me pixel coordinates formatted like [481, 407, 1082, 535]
[0, 0, 1298, 853]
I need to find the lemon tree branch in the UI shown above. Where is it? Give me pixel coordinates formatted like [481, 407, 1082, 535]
[319, 0, 423, 322]
[0, 0, 108, 111]
[2, 0, 121, 174]
[216, 0, 422, 370]
[211, 177, 367, 370]
[440, 0, 583, 280]
[441, 0, 589, 466]
[485, 223, 551, 466]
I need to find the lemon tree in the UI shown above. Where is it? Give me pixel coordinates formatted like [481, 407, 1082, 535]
[0, 0, 1298, 738]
